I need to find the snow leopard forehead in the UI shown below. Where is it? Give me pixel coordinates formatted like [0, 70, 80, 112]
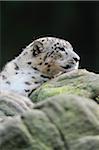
[34, 37, 73, 51]
[27, 37, 73, 53]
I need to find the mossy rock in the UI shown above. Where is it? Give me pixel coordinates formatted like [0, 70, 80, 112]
[0, 95, 99, 150]
[30, 69, 99, 103]
[0, 90, 33, 118]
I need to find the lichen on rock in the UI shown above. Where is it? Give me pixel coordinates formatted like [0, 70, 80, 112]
[30, 69, 99, 103]
[0, 94, 99, 150]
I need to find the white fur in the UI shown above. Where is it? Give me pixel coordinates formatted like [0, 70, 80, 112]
[0, 37, 80, 96]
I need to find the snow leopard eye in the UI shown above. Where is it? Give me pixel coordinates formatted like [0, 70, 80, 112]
[32, 41, 43, 57]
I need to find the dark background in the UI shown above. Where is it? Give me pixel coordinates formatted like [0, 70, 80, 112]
[1, 1, 99, 72]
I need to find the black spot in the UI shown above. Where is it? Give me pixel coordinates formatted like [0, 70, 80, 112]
[40, 75, 51, 79]
[73, 57, 79, 62]
[62, 65, 71, 69]
[21, 115, 25, 119]
[48, 65, 51, 68]
[24, 89, 30, 92]
[57, 42, 59, 45]
[47, 69, 50, 72]
[32, 76, 35, 79]
[45, 62, 48, 65]
[65, 52, 68, 55]
[65, 65, 70, 69]
[48, 51, 54, 57]
[6, 81, 11, 85]
[27, 62, 32, 65]
[14, 63, 19, 70]
[55, 47, 57, 50]
[39, 62, 42, 65]
[34, 81, 39, 84]
[32, 67, 39, 71]
[15, 72, 18, 74]
[41, 39, 45, 42]
[2, 75, 7, 80]
[25, 82, 31, 85]
[58, 47, 65, 51]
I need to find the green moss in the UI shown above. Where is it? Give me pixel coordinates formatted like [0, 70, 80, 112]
[31, 84, 90, 103]
[30, 70, 99, 103]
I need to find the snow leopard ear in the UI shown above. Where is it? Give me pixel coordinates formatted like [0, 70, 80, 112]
[32, 41, 43, 57]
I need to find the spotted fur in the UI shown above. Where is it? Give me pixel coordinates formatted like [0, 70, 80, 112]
[0, 37, 80, 96]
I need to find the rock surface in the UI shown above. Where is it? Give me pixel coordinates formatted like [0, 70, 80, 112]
[0, 90, 33, 120]
[30, 69, 99, 103]
[0, 69, 99, 150]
